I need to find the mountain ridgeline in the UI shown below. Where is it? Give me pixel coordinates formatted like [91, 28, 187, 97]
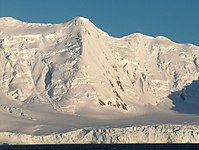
[0, 17, 199, 116]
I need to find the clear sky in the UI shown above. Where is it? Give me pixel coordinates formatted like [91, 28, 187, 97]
[0, 0, 198, 45]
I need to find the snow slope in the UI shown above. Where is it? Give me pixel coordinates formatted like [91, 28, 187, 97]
[0, 17, 199, 140]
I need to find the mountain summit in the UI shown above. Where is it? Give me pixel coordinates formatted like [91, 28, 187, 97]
[0, 17, 199, 122]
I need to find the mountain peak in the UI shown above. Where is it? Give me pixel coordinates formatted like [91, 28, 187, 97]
[73, 16, 90, 22]
[70, 16, 94, 27]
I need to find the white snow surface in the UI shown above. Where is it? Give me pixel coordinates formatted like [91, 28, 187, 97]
[0, 17, 199, 143]
[1, 125, 199, 144]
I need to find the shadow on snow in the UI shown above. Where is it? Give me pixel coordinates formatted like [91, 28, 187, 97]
[168, 80, 199, 115]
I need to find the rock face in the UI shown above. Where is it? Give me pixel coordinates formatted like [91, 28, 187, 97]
[1, 125, 199, 144]
[0, 16, 199, 115]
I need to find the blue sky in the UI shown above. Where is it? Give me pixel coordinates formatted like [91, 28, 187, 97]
[0, 0, 198, 45]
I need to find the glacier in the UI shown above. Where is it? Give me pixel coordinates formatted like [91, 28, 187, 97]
[1, 125, 199, 144]
[0, 16, 199, 143]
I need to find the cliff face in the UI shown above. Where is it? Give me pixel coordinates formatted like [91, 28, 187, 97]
[1, 125, 199, 144]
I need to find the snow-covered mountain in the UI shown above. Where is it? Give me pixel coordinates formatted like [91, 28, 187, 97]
[0, 17, 199, 138]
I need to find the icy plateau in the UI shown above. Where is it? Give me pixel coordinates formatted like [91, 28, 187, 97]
[0, 17, 199, 143]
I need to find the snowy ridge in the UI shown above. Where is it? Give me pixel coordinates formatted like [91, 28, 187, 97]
[0, 16, 199, 114]
[0, 17, 199, 140]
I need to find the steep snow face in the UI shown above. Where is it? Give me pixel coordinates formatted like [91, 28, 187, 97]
[105, 34, 199, 108]
[0, 17, 83, 106]
[0, 17, 199, 117]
